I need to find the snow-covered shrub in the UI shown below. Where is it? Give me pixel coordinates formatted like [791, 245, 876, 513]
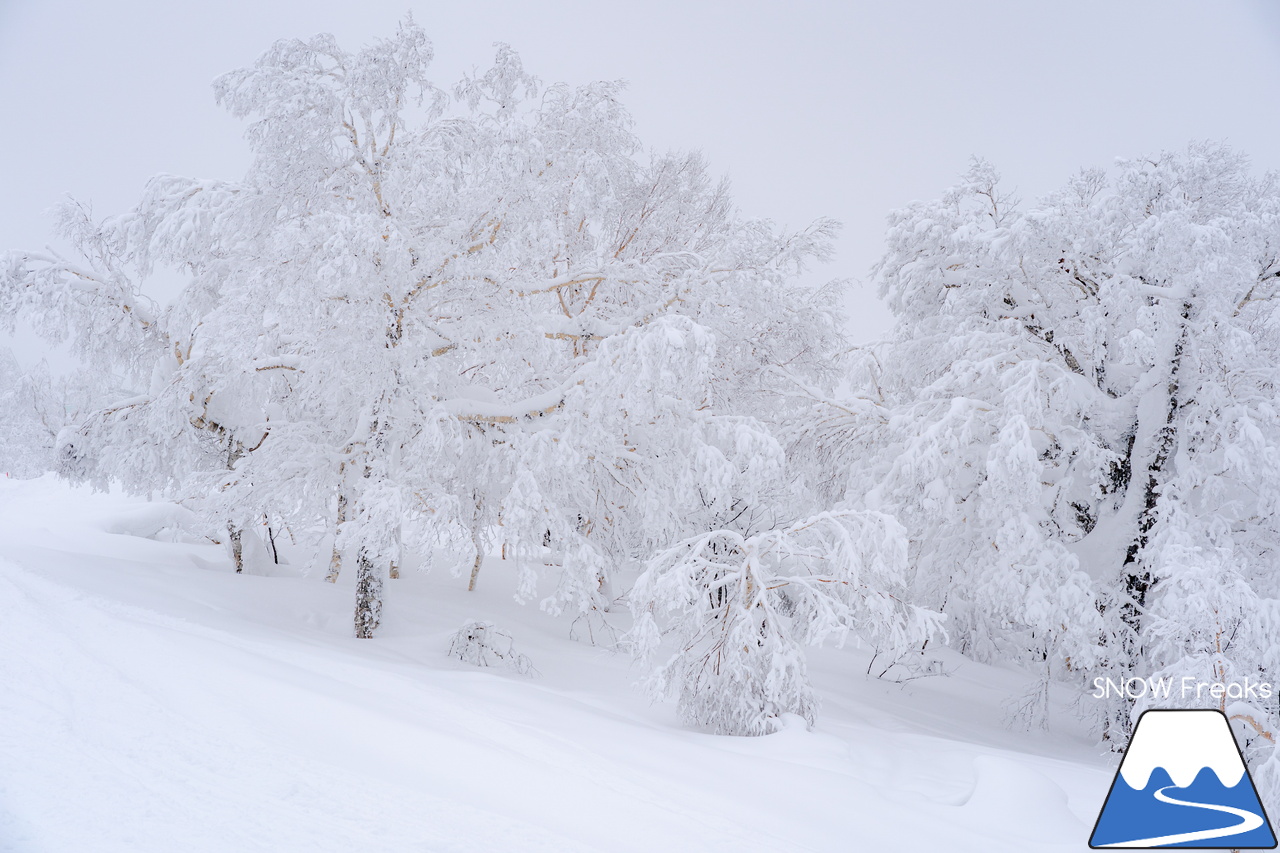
[631, 511, 942, 735]
[448, 621, 537, 677]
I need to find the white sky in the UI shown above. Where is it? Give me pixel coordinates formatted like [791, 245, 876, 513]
[3, 0, 1280, 346]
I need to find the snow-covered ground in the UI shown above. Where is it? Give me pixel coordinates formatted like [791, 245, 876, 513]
[0, 477, 1114, 852]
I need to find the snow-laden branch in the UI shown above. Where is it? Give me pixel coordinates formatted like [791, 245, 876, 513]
[439, 383, 572, 424]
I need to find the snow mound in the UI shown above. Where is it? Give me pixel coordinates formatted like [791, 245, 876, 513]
[959, 755, 1085, 839]
[96, 503, 197, 540]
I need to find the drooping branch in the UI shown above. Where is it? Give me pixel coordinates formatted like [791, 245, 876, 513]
[8, 250, 162, 331]
[441, 384, 572, 424]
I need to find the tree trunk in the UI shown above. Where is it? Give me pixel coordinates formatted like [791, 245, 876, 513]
[354, 548, 384, 639]
[265, 515, 280, 565]
[468, 528, 483, 592]
[229, 525, 244, 574]
[1119, 301, 1190, 653]
[1099, 300, 1190, 746]
[389, 523, 402, 579]
[325, 492, 347, 583]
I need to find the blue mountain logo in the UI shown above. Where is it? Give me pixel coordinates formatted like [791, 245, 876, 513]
[1090, 709, 1277, 848]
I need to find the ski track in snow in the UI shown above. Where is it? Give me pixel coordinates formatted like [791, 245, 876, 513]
[0, 479, 1113, 852]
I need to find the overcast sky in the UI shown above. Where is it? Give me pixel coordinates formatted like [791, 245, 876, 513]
[3, 0, 1280, 347]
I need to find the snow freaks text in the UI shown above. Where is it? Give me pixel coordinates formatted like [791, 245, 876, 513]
[1092, 677, 1275, 702]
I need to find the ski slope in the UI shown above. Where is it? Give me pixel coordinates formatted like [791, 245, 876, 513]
[0, 477, 1113, 852]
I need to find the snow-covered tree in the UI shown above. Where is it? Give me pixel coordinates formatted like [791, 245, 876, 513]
[834, 145, 1280, 749]
[0, 351, 55, 478]
[0, 351, 110, 479]
[631, 510, 941, 735]
[1, 19, 851, 680]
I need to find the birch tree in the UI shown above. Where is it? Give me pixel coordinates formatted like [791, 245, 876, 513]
[1, 21, 848, 658]
[834, 145, 1280, 744]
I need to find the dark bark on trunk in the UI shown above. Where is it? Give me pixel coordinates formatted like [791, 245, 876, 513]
[354, 548, 384, 639]
[265, 515, 280, 565]
[1118, 302, 1190, 653]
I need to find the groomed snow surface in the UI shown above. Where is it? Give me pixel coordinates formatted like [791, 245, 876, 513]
[0, 477, 1114, 852]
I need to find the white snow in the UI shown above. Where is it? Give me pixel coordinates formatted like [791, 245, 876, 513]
[0, 476, 1116, 852]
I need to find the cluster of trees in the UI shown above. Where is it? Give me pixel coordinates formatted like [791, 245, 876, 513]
[850, 149, 1280, 781]
[0, 353, 104, 478]
[0, 22, 934, 735]
[4, 22, 1280, 770]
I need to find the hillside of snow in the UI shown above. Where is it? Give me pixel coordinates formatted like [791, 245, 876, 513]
[0, 476, 1114, 852]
